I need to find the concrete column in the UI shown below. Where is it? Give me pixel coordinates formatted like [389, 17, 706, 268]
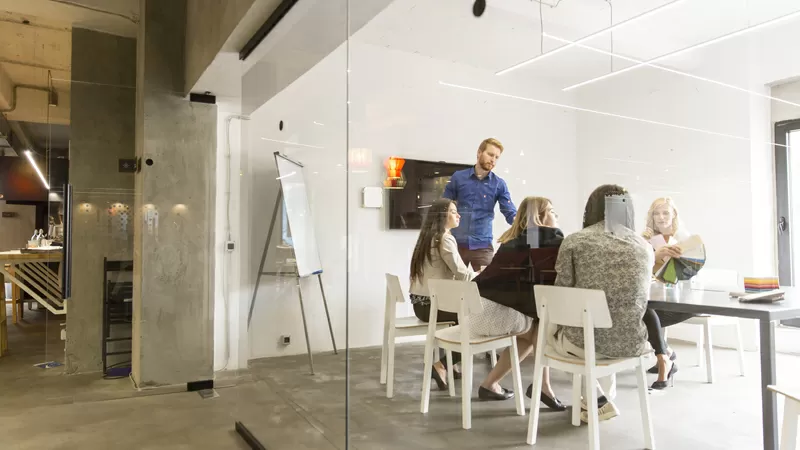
[66, 28, 136, 374]
[132, 0, 216, 387]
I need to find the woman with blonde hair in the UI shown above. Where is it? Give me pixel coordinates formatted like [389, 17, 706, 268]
[474, 196, 566, 409]
[641, 197, 695, 389]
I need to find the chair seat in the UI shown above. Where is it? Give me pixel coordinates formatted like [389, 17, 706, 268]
[435, 325, 515, 345]
[543, 346, 636, 366]
[395, 316, 454, 329]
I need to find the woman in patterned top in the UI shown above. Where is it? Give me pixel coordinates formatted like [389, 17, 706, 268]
[548, 184, 654, 422]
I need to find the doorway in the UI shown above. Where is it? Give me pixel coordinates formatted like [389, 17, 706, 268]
[775, 119, 800, 328]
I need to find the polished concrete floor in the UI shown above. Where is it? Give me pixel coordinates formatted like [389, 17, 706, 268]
[3, 304, 800, 449]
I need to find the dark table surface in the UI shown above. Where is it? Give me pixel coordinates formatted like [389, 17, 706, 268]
[647, 283, 800, 321]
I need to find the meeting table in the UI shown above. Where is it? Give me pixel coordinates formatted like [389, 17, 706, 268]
[648, 283, 800, 450]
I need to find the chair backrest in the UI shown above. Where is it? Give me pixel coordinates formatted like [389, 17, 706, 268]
[385, 274, 406, 329]
[692, 268, 741, 292]
[385, 273, 405, 304]
[533, 285, 612, 329]
[427, 279, 483, 347]
[428, 279, 483, 316]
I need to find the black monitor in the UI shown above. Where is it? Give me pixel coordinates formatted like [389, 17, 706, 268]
[386, 158, 471, 230]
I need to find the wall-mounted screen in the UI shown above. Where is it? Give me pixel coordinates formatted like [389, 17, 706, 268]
[386, 158, 471, 230]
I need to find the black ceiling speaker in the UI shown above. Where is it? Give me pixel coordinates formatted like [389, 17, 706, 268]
[473, 0, 486, 17]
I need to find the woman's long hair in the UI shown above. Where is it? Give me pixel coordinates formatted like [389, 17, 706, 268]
[583, 184, 633, 229]
[643, 197, 681, 239]
[497, 196, 552, 244]
[410, 199, 456, 284]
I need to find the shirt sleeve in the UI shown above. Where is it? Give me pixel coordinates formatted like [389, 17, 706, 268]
[554, 240, 575, 288]
[497, 179, 517, 225]
[440, 233, 476, 281]
[443, 174, 457, 200]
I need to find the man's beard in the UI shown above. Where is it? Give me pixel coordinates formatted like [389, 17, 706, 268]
[480, 161, 494, 171]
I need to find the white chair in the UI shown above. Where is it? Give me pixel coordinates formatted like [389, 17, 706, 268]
[769, 385, 800, 450]
[686, 269, 747, 383]
[527, 285, 654, 450]
[421, 279, 525, 430]
[380, 274, 455, 398]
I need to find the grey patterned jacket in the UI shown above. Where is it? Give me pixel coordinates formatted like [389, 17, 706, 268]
[555, 222, 654, 358]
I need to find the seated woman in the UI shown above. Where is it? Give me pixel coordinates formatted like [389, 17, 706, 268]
[474, 196, 566, 410]
[548, 184, 653, 422]
[410, 199, 477, 389]
[641, 197, 696, 388]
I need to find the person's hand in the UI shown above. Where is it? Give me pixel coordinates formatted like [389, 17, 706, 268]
[655, 245, 682, 262]
[642, 227, 655, 240]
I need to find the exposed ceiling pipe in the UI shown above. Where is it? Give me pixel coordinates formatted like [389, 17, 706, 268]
[46, 0, 138, 23]
[0, 85, 58, 113]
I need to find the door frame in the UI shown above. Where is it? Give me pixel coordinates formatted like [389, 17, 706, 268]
[775, 119, 800, 327]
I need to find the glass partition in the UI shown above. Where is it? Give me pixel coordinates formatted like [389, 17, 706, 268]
[344, 1, 800, 449]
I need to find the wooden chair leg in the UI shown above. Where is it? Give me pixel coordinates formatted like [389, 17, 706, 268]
[572, 373, 582, 426]
[509, 339, 525, 416]
[781, 398, 799, 450]
[703, 322, 715, 384]
[446, 350, 456, 397]
[461, 350, 474, 430]
[636, 359, 655, 449]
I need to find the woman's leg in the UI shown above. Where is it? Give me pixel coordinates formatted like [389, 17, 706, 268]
[413, 303, 461, 378]
[643, 308, 676, 382]
[643, 308, 668, 355]
[479, 323, 556, 398]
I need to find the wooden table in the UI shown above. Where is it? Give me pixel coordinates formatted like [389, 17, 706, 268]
[0, 250, 65, 358]
[648, 284, 800, 450]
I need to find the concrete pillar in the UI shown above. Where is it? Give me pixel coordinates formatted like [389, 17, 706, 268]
[132, 0, 216, 387]
[66, 28, 136, 374]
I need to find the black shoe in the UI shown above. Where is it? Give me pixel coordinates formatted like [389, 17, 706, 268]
[647, 350, 677, 374]
[453, 370, 462, 380]
[431, 367, 447, 391]
[478, 386, 514, 401]
[525, 384, 567, 411]
[651, 362, 678, 390]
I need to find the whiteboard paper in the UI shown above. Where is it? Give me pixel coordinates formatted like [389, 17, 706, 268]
[274, 153, 323, 277]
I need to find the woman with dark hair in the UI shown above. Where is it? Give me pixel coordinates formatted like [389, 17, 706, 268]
[410, 199, 476, 389]
[474, 196, 566, 410]
[410, 198, 537, 401]
[549, 184, 654, 422]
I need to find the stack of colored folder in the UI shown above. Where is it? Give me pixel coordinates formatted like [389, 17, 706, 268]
[655, 235, 706, 285]
[744, 277, 780, 293]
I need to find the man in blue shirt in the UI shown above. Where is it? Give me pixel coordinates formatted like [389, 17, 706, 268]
[443, 138, 517, 269]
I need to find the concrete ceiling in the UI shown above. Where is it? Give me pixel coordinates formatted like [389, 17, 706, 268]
[0, 0, 138, 154]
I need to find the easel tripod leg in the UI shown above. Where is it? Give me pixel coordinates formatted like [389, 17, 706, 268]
[318, 274, 337, 354]
[297, 275, 314, 374]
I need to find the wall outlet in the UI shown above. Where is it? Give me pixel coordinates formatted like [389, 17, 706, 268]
[280, 335, 291, 345]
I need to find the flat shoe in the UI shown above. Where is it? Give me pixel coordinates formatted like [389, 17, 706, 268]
[430, 367, 447, 391]
[478, 386, 514, 401]
[525, 384, 567, 411]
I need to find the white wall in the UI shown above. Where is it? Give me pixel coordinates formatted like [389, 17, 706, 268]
[213, 89, 249, 372]
[243, 39, 580, 359]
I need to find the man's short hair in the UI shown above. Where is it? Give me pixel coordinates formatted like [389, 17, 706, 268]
[479, 138, 504, 153]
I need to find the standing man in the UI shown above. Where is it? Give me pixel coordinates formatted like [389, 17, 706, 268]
[443, 138, 517, 269]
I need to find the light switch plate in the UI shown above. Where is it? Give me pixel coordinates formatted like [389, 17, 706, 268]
[362, 187, 383, 208]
